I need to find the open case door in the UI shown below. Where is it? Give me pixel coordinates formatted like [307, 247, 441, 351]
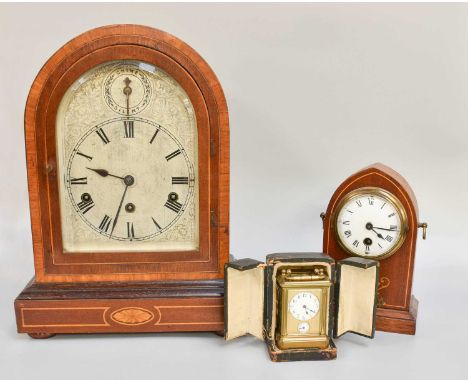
[224, 259, 265, 340]
[334, 257, 379, 338]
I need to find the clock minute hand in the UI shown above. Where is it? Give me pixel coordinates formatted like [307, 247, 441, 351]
[109, 184, 129, 239]
[373, 226, 398, 232]
[86, 167, 125, 180]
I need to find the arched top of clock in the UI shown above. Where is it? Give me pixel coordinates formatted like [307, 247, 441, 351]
[26, 24, 228, 121]
[323, 162, 419, 223]
[24, 24, 229, 282]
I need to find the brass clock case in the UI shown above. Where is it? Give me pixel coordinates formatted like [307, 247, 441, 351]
[333, 187, 409, 260]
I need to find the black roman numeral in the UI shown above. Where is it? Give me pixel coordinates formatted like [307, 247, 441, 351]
[149, 128, 160, 144]
[381, 202, 387, 209]
[152, 217, 162, 231]
[378, 243, 383, 248]
[365, 245, 370, 252]
[76, 151, 93, 161]
[368, 197, 374, 205]
[172, 177, 189, 185]
[385, 235, 393, 242]
[165, 199, 182, 213]
[98, 215, 112, 233]
[344, 230, 352, 238]
[96, 128, 110, 144]
[342, 220, 350, 225]
[127, 222, 135, 240]
[353, 240, 359, 247]
[356, 200, 362, 207]
[165, 149, 182, 161]
[124, 120, 134, 138]
[388, 212, 396, 218]
[390, 225, 398, 231]
[70, 177, 87, 185]
[346, 209, 354, 214]
[77, 199, 94, 214]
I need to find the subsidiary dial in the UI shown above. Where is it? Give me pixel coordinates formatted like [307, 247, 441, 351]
[288, 292, 320, 321]
[103, 63, 152, 115]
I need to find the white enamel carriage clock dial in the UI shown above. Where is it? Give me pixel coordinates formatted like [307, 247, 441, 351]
[56, 60, 199, 253]
[335, 187, 407, 259]
[288, 292, 320, 322]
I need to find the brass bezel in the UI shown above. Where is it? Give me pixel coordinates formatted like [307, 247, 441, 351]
[333, 187, 408, 260]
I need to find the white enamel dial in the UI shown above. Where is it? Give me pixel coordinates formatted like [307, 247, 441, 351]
[297, 322, 310, 333]
[288, 292, 320, 321]
[335, 188, 407, 259]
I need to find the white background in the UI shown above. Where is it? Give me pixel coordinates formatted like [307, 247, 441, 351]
[1, 3, 467, 379]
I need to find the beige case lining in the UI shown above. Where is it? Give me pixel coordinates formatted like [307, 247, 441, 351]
[336, 264, 377, 337]
[225, 266, 264, 340]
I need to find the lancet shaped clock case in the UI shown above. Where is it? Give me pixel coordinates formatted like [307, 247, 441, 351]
[224, 253, 379, 361]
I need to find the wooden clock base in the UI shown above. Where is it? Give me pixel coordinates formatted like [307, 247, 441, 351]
[375, 295, 418, 335]
[15, 278, 224, 338]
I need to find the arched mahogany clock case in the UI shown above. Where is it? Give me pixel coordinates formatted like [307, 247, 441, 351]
[322, 163, 426, 335]
[14, 25, 229, 338]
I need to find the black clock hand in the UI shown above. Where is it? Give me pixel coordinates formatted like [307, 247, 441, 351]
[371, 228, 385, 240]
[123, 77, 132, 116]
[373, 226, 398, 232]
[86, 167, 125, 180]
[365, 222, 385, 239]
[303, 305, 314, 314]
[109, 184, 129, 238]
[108, 174, 135, 239]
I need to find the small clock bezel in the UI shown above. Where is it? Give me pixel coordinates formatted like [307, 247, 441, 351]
[333, 187, 409, 260]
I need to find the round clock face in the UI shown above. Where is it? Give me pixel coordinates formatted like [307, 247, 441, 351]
[335, 187, 408, 259]
[288, 292, 320, 321]
[297, 322, 310, 333]
[56, 60, 199, 253]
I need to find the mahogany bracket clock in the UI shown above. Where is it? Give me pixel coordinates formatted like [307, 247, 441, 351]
[321, 163, 427, 335]
[14, 25, 229, 338]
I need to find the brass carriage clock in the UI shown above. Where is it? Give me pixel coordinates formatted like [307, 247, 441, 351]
[224, 253, 379, 362]
[276, 266, 331, 350]
[15, 25, 229, 338]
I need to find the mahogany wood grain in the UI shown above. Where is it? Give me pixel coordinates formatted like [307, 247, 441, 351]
[322, 163, 420, 334]
[15, 278, 224, 334]
[24, 24, 229, 282]
[17, 24, 229, 336]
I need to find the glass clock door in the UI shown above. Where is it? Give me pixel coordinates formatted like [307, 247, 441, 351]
[56, 60, 199, 253]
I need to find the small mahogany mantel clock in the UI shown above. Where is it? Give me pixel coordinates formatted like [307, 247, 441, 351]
[14, 25, 229, 338]
[321, 163, 427, 335]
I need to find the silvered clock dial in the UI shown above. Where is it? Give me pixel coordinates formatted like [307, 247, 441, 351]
[56, 60, 199, 253]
